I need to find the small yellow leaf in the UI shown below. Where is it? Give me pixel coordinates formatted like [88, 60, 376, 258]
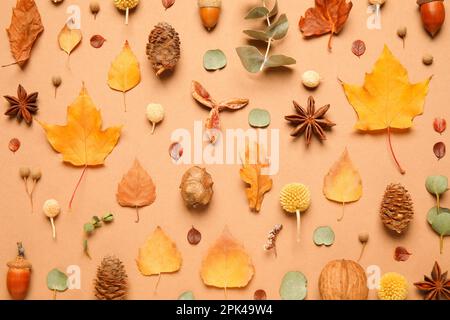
[323, 148, 362, 204]
[200, 227, 254, 289]
[107, 40, 141, 94]
[58, 25, 82, 55]
[341, 45, 431, 174]
[137, 226, 182, 276]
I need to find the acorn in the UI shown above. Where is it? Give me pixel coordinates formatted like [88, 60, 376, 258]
[7, 242, 32, 300]
[198, 0, 221, 31]
[417, 0, 446, 37]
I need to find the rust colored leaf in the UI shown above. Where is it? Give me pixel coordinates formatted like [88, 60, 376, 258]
[116, 159, 156, 223]
[8, 138, 21, 153]
[187, 226, 201, 245]
[240, 143, 272, 212]
[433, 118, 446, 134]
[5, 0, 44, 67]
[192, 81, 216, 109]
[352, 40, 366, 57]
[162, 0, 175, 9]
[433, 142, 446, 160]
[394, 246, 412, 261]
[90, 35, 106, 48]
[254, 289, 267, 300]
[299, 0, 353, 51]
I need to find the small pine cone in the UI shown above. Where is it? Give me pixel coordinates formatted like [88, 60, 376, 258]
[94, 256, 128, 300]
[146, 22, 181, 76]
[380, 183, 414, 234]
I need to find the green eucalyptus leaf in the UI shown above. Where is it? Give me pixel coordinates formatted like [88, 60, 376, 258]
[47, 268, 68, 292]
[425, 175, 448, 196]
[178, 291, 195, 300]
[245, 7, 269, 19]
[427, 206, 450, 225]
[243, 30, 270, 42]
[431, 211, 450, 236]
[203, 49, 227, 71]
[264, 54, 296, 68]
[84, 223, 95, 233]
[313, 226, 335, 246]
[279, 271, 307, 300]
[236, 46, 264, 73]
[266, 14, 289, 40]
[269, 0, 278, 18]
[249, 108, 271, 128]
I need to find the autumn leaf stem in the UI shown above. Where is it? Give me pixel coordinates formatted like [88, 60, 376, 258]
[154, 273, 161, 294]
[296, 209, 301, 243]
[135, 206, 140, 223]
[69, 165, 88, 210]
[327, 33, 334, 52]
[338, 202, 345, 221]
[123, 92, 127, 112]
[387, 127, 406, 175]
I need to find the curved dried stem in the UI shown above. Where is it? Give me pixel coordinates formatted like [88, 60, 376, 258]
[69, 165, 88, 210]
[296, 209, 301, 242]
[387, 127, 406, 175]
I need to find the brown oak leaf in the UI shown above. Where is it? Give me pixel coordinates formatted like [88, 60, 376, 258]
[299, 0, 353, 51]
[116, 159, 156, 223]
[6, 0, 44, 67]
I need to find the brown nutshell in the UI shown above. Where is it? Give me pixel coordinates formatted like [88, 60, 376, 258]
[380, 183, 414, 234]
[319, 259, 368, 300]
[180, 166, 214, 208]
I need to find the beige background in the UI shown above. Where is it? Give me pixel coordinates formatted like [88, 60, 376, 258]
[0, 0, 449, 300]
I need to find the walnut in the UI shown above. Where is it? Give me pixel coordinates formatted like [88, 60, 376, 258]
[180, 167, 213, 208]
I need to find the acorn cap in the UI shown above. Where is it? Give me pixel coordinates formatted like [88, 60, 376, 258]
[198, 0, 221, 8]
[417, 0, 444, 5]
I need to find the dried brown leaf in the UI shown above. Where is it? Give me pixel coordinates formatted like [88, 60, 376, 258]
[191, 81, 216, 109]
[187, 226, 201, 245]
[394, 246, 412, 261]
[6, 0, 44, 66]
[433, 142, 446, 160]
[8, 138, 21, 153]
[116, 159, 156, 223]
[352, 40, 366, 57]
[90, 35, 106, 48]
[433, 118, 446, 134]
[162, 0, 175, 9]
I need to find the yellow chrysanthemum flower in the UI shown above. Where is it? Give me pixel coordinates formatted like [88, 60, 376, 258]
[378, 272, 408, 300]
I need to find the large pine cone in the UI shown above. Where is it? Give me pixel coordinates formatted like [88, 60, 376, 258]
[94, 256, 128, 300]
[146, 22, 181, 76]
[380, 183, 414, 234]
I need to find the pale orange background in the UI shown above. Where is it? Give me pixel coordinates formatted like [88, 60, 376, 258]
[0, 0, 449, 300]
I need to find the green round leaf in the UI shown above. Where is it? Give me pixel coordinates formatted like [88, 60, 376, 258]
[313, 226, 335, 246]
[243, 30, 270, 42]
[236, 46, 264, 73]
[245, 6, 269, 19]
[84, 223, 95, 233]
[178, 291, 195, 300]
[427, 206, 450, 225]
[249, 108, 270, 128]
[47, 268, 68, 292]
[425, 175, 448, 196]
[203, 49, 227, 71]
[431, 211, 450, 236]
[279, 271, 307, 300]
[264, 54, 296, 68]
[266, 14, 289, 40]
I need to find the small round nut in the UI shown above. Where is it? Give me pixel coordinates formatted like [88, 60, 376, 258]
[422, 53, 433, 65]
[43, 199, 61, 218]
[301, 70, 321, 89]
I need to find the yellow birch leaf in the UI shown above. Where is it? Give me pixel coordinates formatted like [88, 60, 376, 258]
[107, 40, 141, 111]
[323, 148, 362, 221]
[200, 227, 254, 289]
[341, 45, 431, 174]
[137, 226, 182, 276]
[39, 84, 122, 209]
[58, 25, 82, 55]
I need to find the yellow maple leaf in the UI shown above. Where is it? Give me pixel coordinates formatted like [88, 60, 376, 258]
[39, 84, 121, 208]
[323, 148, 362, 221]
[58, 25, 82, 55]
[200, 227, 254, 290]
[107, 40, 141, 111]
[239, 142, 272, 212]
[341, 45, 431, 174]
[137, 226, 182, 276]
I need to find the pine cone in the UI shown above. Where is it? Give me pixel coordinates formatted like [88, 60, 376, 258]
[146, 22, 181, 76]
[94, 256, 128, 300]
[380, 183, 414, 234]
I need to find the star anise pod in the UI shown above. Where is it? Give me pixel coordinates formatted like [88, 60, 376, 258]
[285, 96, 335, 145]
[4, 85, 38, 125]
[414, 261, 450, 300]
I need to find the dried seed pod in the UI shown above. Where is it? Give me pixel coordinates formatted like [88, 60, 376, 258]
[146, 103, 165, 134]
[94, 256, 128, 300]
[146, 23, 181, 76]
[43, 199, 61, 240]
[417, 0, 446, 37]
[357, 232, 369, 261]
[52, 76, 62, 98]
[8, 138, 21, 153]
[90, 1, 100, 19]
[30, 168, 42, 181]
[198, 0, 222, 31]
[7, 242, 32, 300]
[180, 166, 213, 208]
[397, 26, 407, 48]
[423, 53, 434, 65]
[380, 183, 414, 234]
[19, 167, 30, 179]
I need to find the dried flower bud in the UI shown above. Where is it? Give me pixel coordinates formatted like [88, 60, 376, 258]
[358, 232, 369, 243]
[43, 199, 61, 218]
[146, 103, 165, 134]
[397, 26, 407, 38]
[52, 76, 62, 87]
[19, 167, 30, 179]
[30, 168, 41, 181]
[90, 1, 100, 18]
